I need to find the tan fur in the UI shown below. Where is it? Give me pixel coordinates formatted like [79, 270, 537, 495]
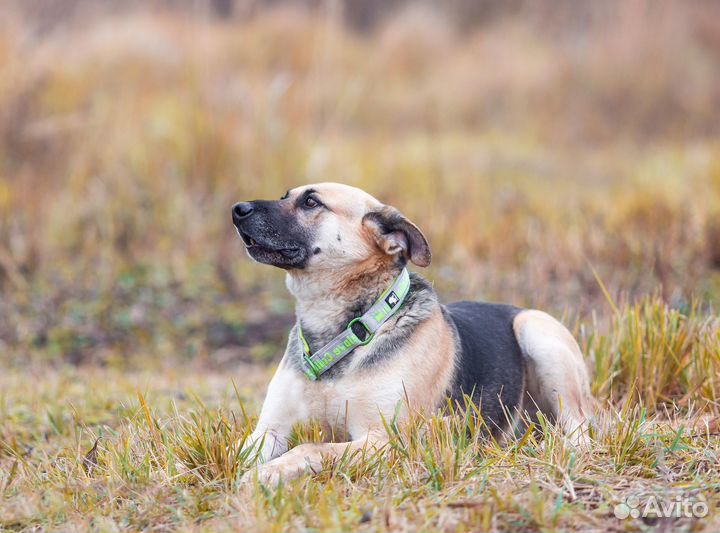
[333, 255, 397, 295]
[298, 307, 455, 434]
[513, 310, 593, 443]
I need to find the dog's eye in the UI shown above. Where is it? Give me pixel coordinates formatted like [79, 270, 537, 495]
[280, 190, 289, 200]
[303, 196, 320, 209]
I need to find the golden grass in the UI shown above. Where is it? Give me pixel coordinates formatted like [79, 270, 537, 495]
[1, 301, 719, 532]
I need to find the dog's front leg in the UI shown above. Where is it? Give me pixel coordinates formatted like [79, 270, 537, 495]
[239, 363, 307, 464]
[242, 430, 386, 486]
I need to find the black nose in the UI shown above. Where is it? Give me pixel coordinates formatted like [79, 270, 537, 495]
[232, 202, 254, 222]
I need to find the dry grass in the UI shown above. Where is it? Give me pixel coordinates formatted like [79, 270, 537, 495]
[1, 2, 720, 531]
[1, 299, 719, 531]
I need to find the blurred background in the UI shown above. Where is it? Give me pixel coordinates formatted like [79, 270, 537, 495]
[1, 0, 719, 370]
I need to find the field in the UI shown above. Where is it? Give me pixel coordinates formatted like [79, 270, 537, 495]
[1, 1, 720, 531]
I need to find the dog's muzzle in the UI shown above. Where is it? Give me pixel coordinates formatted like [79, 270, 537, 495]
[231, 200, 309, 269]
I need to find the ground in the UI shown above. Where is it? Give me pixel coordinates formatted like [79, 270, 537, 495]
[2, 295, 719, 532]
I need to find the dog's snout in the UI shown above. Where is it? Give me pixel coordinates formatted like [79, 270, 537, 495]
[232, 202, 254, 222]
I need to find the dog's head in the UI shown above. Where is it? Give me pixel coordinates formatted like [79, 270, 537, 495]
[232, 183, 431, 272]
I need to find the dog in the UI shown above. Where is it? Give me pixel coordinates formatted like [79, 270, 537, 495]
[232, 183, 593, 485]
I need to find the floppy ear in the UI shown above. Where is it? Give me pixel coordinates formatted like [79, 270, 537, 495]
[362, 206, 431, 267]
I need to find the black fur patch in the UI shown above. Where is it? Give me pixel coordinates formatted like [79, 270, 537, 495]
[443, 301, 525, 436]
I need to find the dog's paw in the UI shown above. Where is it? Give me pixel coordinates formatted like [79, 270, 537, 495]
[239, 455, 321, 487]
[234, 430, 289, 465]
[239, 464, 290, 487]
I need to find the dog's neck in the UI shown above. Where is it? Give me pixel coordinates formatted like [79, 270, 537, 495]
[286, 262, 404, 348]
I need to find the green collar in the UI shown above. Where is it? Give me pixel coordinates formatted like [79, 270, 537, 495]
[297, 268, 411, 380]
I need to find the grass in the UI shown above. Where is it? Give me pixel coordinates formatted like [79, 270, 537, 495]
[2, 2, 720, 531]
[1, 296, 719, 532]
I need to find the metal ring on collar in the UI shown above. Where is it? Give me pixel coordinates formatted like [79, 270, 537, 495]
[347, 317, 374, 345]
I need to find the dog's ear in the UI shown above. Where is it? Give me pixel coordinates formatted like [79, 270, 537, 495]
[363, 206, 431, 267]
